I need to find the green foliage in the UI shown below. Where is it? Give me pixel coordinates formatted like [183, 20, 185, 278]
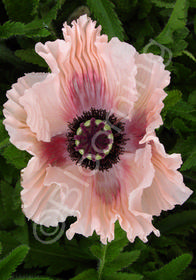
[87, 224, 143, 280]
[0, 180, 26, 230]
[15, 49, 48, 67]
[182, 50, 196, 62]
[0, 245, 29, 280]
[14, 276, 54, 280]
[0, 0, 195, 279]
[2, 144, 30, 170]
[156, 0, 188, 44]
[150, 0, 175, 9]
[144, 253, 192, 280]
[40, 0, 66, 26]
[157, 210, 196, 234]
[0, 20, 51, 39]
[70, 268, 98, 280]
[162, 90, 182, 119]
[86, 0, 124, 40]
[2, 0, 39, 22]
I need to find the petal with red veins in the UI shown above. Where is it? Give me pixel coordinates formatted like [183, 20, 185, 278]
[133, 53, 170, 135]
[141, 137, 193, 216]
[67, 154, 158, 244]
[20, 73, 68, 142]
[36, 15, 110, 115]
[3, 73, 48, 154]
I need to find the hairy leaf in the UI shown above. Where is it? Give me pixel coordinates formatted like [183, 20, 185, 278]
[103, 250, 141, 274]
[2, 144, 30, 169]
[156, 0, 189, 44]
[150, 0, 175, 8]
[15, 49, 47, 67]
[157, 210, 196, 234]
[0, 245, 29, 280]
[87, 0, 124, 40]
[181, 150, 196, 171]
[2, 0, 39, 22]
[162, 90, 182, 119]
[70, 268, 98, 280]
[0, 20, 51, 39]
[145, 253, 192, 280]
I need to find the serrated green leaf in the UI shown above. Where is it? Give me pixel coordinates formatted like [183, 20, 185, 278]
[0, 120, 9, 150]
[90, 244, 104, 259]
[181, 150, 196, 171]
[25, 237, 92, 275]
[70, 269, 98, 280]
[0, 245, 29, 280]
[2, 0, 39, 23]
[171, 101, 196, 121]
[150, 0, 175, 9]
[0, 180, 25, 230]
[104, 272, 143, 280]
[157, 210, 196, 234]
[145, 253, 192, 280]
[41, 0, 66, 25]
[162, 90, 182, 118]
[172, 118, 191, 134]
[87, 0, 124, 40]
[0, 20, 51, 39]
[104, 250, 141, 274]
[2, 144, 30, 169]
[0, 44, 26, 68]
[0, 226, 29, 257]
[15, 49, 47, 67]
[156, 0, 188, 44]
[105, 237, 129, 263]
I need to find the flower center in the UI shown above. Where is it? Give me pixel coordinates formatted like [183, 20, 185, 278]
[67, 108, 127, 171]
[74, 118, 114, 161]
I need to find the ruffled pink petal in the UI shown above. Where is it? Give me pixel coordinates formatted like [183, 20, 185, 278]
[133, 53, 170, 135]
[96, 37, 138, 119]
[141, 137, 193, 216]
[19, 73, 68, 142]
[66, 150, 159, 244]
[21, 157, 84, 226]
[22, 146, 159, 243]
[3, 73, 48, 154]
[36, 15, 138, 117]
[36, 15, 110, 115]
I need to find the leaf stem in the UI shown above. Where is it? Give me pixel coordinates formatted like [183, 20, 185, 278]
[98, 245, 107, 280]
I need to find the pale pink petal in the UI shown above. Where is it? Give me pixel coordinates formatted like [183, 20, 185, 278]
[22, 144, 158, 243]
[36, 15, 110, 115]
[66, 151, 158, 244]
[62, 15, 112, 114]
[20, 73, 68, 142]
[3, 73, 48, 154]
[36, 15, 137, 116]
[133, 53, 170, 135]
[141, 137, 193, 216]
[21, 157, 82, 226]
[35, 39, 69, 74]
[96, 37, 138, 119]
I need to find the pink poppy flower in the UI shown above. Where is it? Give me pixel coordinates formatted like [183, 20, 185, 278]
[3, 15, 192, 244]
